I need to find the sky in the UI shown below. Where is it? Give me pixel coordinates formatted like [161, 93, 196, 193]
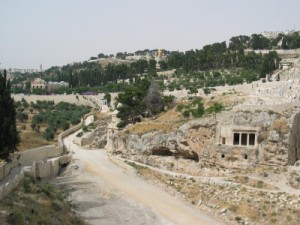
[0, 0, 300, 69]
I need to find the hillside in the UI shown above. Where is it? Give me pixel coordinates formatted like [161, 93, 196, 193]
[9, 30, 300, 96]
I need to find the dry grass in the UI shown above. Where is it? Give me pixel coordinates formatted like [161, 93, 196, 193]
[232, 176, 277, 190]
[125, 106, 188, 135]
[271, 118, 290, 135]
[0, 177, 84, 225]
[17, 130, 56, 151]
[235, 204, 260, 221]
[129, 164, 299, 225]
[206, 91, 246, 107]
[126, 121, 177, 135]
[16, 116, 56, 151]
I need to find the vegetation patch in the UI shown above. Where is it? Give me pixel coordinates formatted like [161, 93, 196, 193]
[14, 98, 91, 150]
[232, 176, 277, 190]
[176, 97, 224, 118]
[0, 177, 84, 225]
[22, 100, 91, 141]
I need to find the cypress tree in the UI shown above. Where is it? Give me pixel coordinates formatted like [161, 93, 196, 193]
[0, 70, 20, 160]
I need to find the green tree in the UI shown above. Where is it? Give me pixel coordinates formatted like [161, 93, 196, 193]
[0, 70, 20, 160]
[116, 79, 150, 127]
[162, 95, 175, 109]
[260, 51, 280, 78]
[104, 93, 111, 106]
[144, 80, 163, 114]
[16, 112, 29, 123]
[44, 127, 55, 141]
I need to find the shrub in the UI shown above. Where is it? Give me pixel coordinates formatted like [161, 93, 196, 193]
[16, 112, 29, 122]
[117, 121, 126, 128]
[177, 104, 185, 112]
[203, 87, 211, 95]
[6, 209, 25, 225]
[44, 127, 55, 141]
[60, 121, 70, 131]
[76, 132, 83, 137]
[82, 126, 88, 132]
[206, 102, 224, 114]
[183, 110, 190, 118]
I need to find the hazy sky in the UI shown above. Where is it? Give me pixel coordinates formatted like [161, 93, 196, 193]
[1, 0, 300, 69]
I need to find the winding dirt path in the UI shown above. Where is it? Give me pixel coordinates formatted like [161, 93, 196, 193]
[61, 130, 223, 225]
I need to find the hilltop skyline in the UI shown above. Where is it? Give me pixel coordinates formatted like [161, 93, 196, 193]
[1, 0, 300, 69]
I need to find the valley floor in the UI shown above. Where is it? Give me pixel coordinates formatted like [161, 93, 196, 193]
[59, 130, 223, 225]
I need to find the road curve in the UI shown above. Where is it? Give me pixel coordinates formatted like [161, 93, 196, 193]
[63, 130, 223, 225]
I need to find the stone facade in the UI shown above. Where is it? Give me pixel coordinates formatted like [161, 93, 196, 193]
[108, 108, 297, 169]
[31, 78, 47, 90]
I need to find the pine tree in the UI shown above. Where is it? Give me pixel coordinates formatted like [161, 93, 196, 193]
[0, 70, 20, 160]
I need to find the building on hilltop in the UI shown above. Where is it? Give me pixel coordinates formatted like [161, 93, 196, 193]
[261, 30, 299, 39]
[8, 68, 41, 74]
[155, 49, 167, 69]
[31, 78, 47, 90]
[125, 54, 151, 61]
[48, 81, 69, 92]
[31, 78, 69, 92]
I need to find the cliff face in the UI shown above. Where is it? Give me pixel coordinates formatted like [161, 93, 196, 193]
[109, 109, 299, 169]
[228, 111, 290, 167]
[111, 119, 217, 162]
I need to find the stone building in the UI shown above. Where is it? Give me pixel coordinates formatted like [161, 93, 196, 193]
[31, 78, 47, 90]
[48, 81, 69, 91]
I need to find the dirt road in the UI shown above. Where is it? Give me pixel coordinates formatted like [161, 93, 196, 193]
[60, 131, 223, 225]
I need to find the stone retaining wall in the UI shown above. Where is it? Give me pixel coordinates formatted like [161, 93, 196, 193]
[0, 110, 94, 200]
[0, 170, 24, 200]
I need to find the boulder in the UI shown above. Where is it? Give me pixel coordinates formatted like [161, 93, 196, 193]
[268, 130, 280, 142]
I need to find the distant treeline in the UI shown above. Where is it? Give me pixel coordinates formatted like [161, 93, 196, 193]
[11, 31, 300, 93]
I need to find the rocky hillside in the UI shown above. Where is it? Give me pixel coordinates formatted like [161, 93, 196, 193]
[107, 82, 300, 171]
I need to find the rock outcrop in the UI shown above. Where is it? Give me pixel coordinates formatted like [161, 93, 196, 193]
[109, 108, 298, 169]
[111, 119, 217, 163]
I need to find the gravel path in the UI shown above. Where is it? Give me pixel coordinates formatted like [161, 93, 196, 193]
[59, 129, 223, 225]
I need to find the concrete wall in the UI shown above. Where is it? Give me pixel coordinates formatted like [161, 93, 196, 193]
[0, 163, 12, 182]
[0, 170, 24, 201]
[245, 48, 300, 56]
[58, 112, 94, 150]
[0, 109, 94, 200]
[12, 94, 93, 107]
[14, 145, 63, 166]
[0, 153, 72, 201]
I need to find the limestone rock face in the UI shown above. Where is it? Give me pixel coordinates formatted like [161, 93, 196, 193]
[288, 113, 300, 165]
[233, 111, 277, 127]
[110, 109, 296, 168]
[268, 130, 280, 143]
[111, 119, 217, 162]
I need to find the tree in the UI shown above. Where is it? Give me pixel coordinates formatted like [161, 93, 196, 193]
[188, 86, 198, 96]
[0, 70, 20, 160]
[16, 111, 29, 123]
[104, 93, 111, 106]
[144, 80, 163, 114]
[162, 95, 175, 110]
[116, 79, 150, 127]
[250, 34, 270, 50]
[44, 127, 55, 141]
[260, 51, 280, 78]
[97, 53, 107, 58]
[116, 86, 145, 125]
